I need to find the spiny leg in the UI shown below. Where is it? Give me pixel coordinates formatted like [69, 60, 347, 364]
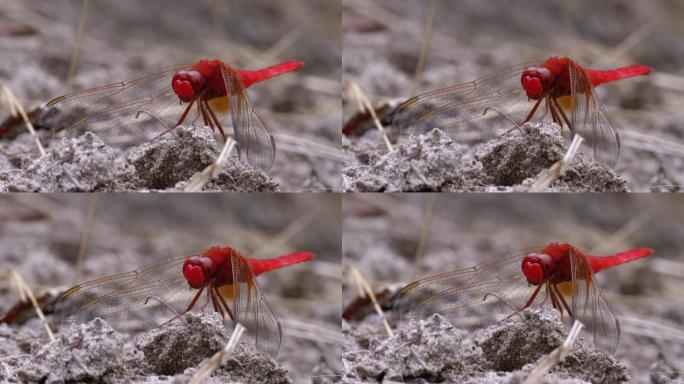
[208, 285, 223, 315]
[151, 97, 197, 140]
[212, 285, 235, 321]
[203, 99, 228, 141]
[198, 98, 212, 128]
[551, 283, 573, 317]
[521, 283, 544, 310]
[497, 97, 544, 137]
[546, 97, 560, 125]
[547, 281, 561, 312]
[551, 97, 573, 132]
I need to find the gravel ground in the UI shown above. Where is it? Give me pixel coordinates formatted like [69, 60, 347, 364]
[0, 0, 341, 192]
[342, 0, 684, 192]
[342, 194, 684, 383]
[0, 194, 342, 383]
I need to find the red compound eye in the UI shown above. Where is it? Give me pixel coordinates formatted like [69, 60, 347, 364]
[171, 70, 204, 102]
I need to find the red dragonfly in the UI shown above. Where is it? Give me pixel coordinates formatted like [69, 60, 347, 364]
[394, 243, 653, 352]
[393, 57, 652, 166]
[52, 246, 314, 357]
[36, 59, 304, 171]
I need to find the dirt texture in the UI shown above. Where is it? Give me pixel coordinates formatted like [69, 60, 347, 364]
[342, 194, 684, 383]
[0, 0, 341, 192]
[342, 0, 684, 192]
[344, 123, 627, 192]
[0, 195, 342, 383]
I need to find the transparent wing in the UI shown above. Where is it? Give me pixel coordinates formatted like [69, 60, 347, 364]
[569, 64, 621, 167]
[36, 64, 191, 145]
[222, 65, 276, 172]
[392, 63, 537, 142]
[568, 250, 620, 353]
[232, 254, 282, 357]
[52, 254, 197, 333]
[394, 252, 539, 322]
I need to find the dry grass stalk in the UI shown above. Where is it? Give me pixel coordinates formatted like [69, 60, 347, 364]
[347, 266, 394, 337]
[65, 0, 90, 91]
[1, 85, 45, 156]
[72, 194, 98, 285]
[189, 323, 245, 384]
[347, 80, 394, 152]
[184, 137, 236, 192]
[410, 0, 437, 97]
[529, 134, 584, 192]
[524, 320, 584, 383]
[10, 270, 55, 341]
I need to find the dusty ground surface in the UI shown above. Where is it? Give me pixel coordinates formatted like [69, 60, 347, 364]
[0, 0, 341, 192]
[342, 194, 684, 383]
[0, 195, 342, 383]
[342, 0, 684, 192]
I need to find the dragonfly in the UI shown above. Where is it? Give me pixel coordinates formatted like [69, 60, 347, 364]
[392, 57, 652, 166]
[51, 246, 314, 357]
[36, 59, 304, 172]
[394, 242, 653, 352]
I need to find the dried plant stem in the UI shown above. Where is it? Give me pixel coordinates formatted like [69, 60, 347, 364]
[348, 266, 393, 337]
[347, 81, 394, 152]
[1, 86, 45, 155]
[189, 323, 245, 384]
[72, 194, 98, 285]
[185, 137, 236, 192]
[524, 320, 584, 383]
[10, 270, 55, 341]
[65, 0, 90, 90]
[529, 134, 584, 192]
[410, 0, 437, 97]
[411, 194, 436, 281]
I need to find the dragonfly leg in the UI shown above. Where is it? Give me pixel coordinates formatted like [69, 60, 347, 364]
[521, 283, 544, 310]
[208, 285, 222, 314]
[551, 283, 573, 317]
[551, 97, 572, 132]
[212, 284, 235, 321]
[203, 99, 228, 141]
[546, 97, 560, 126]
[198, 99, 211, 128]
[150, 97, 197, 141]
[495, 97, 544, 138]
[160, 286, 205, 325]
[547, 281, 561, 312]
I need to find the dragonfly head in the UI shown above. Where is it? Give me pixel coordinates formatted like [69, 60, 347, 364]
[521, 252, 555, 285]
[521, 66, 555, 100]
[172, 70, 206, 102]
[183, 255, 217, 289]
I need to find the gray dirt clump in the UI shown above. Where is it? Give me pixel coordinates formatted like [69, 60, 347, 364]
[174, 157, 280, 192]
[343, 128, 487, 192]
[126, 125, 219, 189]
[343, 314, 471, 382]
[475, 123, 566, 186]
[546, 153, 629, 192]
[134, 312, 229, 376]
[7, 318, 125, 383]
[128, 125, 279, 191]
[202, 343, 293, 384]
[0, 132, 134, 192]
[344, 309, 628, 383]
[476, 309, 566, 371]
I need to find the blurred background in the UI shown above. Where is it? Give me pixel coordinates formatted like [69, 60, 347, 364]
[0, 194, 341, 382]
[0, 0, 342, 191]
[343, 0, 684, 191]
[343, 194, 684, 382]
